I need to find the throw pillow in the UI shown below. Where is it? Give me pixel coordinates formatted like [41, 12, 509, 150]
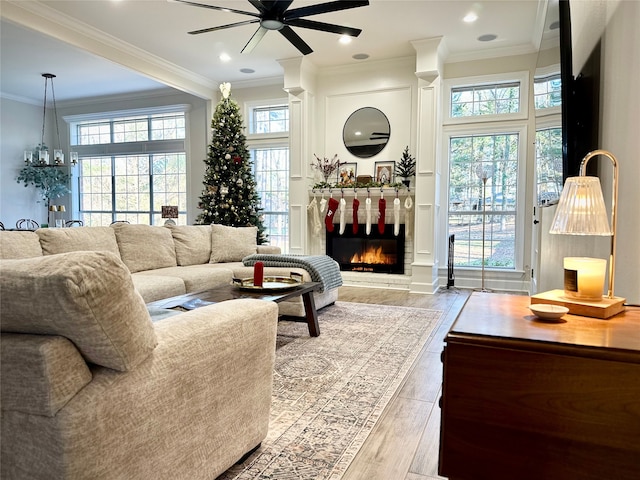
[210, 224, 257, 263]
[0, 231, 43, 259]
[111, 223, 177, 273]
[37, 226, 121, 257]
[167, 224, 212, 266]
[0, 251, 158, 371]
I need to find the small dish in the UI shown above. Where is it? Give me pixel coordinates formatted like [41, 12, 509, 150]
[529, 303, 569, 320]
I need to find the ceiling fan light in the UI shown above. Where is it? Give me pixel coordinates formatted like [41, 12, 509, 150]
[261, 19, 284, 30]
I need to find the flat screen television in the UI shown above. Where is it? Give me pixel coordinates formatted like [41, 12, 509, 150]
[559, 0, 600, 181]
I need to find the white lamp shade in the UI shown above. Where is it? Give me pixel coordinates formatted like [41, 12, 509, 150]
[549, 176, 612, 235]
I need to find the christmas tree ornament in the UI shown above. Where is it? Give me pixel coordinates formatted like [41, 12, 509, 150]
[225, 153, 231, 160]
[236, 178, 243, 186]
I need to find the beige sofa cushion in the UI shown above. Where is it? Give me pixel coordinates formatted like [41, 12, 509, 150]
[0, 231, 43, 259]
[112, 223, 177, 273]
[37, 226, 120, 257]
[0, 334, 92, 416]
[210, 224, 257, 263]
[0, 251, 157, 371]
[167, 224, 212, 266]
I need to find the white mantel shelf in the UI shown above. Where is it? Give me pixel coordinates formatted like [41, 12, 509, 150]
[309, 187, 414, 197]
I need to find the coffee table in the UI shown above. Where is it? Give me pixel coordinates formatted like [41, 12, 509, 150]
[147, 281, 322, 337]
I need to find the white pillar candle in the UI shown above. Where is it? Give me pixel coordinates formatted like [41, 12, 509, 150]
[564, 257, 607, 301]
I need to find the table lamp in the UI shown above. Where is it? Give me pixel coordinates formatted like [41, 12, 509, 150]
[531, 149, 625, 319]
[161, 206, 179, 225]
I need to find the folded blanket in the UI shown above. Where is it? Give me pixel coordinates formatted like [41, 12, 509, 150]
[242, 254, 342, 293]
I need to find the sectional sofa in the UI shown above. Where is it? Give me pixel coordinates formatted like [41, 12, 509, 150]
[0, 223, 339, 316]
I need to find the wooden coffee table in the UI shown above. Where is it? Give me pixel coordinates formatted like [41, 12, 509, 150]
[147, 281, 322, 337]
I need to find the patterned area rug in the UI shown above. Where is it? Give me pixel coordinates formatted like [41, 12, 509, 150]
[218, 301, 442, 480]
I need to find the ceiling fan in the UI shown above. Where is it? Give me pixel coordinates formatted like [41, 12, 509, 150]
[173, 0, 370, 55]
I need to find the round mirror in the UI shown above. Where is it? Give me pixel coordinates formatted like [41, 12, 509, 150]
[342, 107, 390, 158]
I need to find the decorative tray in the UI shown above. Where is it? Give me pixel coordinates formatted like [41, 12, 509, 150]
[232, 274, 303, 292]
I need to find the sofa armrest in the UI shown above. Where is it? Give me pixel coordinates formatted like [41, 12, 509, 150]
[1, 333, 92, 417]
[257, 245, 281, 254]
[45, 298, 279, 479]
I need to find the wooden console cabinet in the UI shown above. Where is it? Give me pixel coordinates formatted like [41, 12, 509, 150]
[439, 292, 640, 480]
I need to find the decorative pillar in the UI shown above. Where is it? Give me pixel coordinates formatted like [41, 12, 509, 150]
[278, 57, 317, 254]
[410, 37, 446, 293]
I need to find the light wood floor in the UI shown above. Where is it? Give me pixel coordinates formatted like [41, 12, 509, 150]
[336, 285, 472, 480]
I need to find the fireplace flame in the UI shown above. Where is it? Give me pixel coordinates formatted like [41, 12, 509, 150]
[350, 246, 394, 265]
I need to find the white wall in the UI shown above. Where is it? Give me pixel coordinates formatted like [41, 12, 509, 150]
[0, 97, 53, 226]
[597, 0, 640, 303]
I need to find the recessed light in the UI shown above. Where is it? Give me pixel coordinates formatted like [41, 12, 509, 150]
[339, 35, 352, 45]
[463, 12, 478, 23]
[240, 68, 255, 74]
[352, 53, 369, 60]
[478, 34, 497, 42]
[219, 53, 231, 62]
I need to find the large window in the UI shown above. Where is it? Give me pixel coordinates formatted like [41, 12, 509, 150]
[444, 73, 528, 271]
[70, 109, 187, 225]
[448, 133, 519, 268]
[247, 102, 289, 251]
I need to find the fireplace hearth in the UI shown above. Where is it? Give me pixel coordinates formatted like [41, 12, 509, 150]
[326, 224, 405, 274]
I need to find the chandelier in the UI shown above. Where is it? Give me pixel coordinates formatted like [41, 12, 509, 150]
[24, 73, 78, 166]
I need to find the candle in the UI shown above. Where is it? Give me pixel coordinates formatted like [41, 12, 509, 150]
[563, 257, 606, 301]
[253, 261, 264, 287]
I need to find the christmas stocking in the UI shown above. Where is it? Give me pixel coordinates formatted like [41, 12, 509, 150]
[325, 197, 339, 232]
[339, 198, 347, 235]
[404, 195, 414, 237]
[352, 197, 360, 234]
[365, 197, 372, 235]
[378, 197, 387, 234]
[393, 197, 401, 236]
[307, 197, 322, 235]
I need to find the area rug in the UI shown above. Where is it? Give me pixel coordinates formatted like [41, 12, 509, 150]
[218, 301, 443, 480]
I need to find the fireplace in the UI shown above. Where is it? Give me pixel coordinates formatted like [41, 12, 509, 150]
[326, 224, 405, 274]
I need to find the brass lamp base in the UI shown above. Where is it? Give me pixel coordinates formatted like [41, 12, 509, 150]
[531, 289, 626, 319]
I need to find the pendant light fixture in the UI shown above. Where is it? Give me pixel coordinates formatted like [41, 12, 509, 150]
[24, 73, 78, 166]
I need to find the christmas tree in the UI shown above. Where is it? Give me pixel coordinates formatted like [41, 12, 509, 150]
[396, 146, 416, 180]
[196, 83, 267, 244]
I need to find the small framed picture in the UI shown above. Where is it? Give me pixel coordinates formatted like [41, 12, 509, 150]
[374, 161, 395, 184]
[337, 162, 358, 185]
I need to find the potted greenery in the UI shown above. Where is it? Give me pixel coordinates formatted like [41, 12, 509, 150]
[396, 146, 416, 187]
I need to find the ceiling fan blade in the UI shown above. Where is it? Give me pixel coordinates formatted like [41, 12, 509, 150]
[253, 0, 293, 14]
[286, 18, 362, 37]
[241, 26, 268, 54]
[188, 19, 259, 35]
[171, 0, 260, 18]
[285, 1, 369, 20]
[279, 25, 313, 55]
[247, 0, 268, 14]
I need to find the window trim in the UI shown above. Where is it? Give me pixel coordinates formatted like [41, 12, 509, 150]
[440, 121, 529, 271]
[443, 71, 530, 125]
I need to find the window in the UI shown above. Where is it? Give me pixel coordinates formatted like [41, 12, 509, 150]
[444, 73, 529, 271]
[447, 132, 519, 268]
[247, 101, 290, 251]
[534, 74, 562, 110]
[70, 108, 188, 225]
[535, 127, 563, 205]
[451, 82, 520, 118]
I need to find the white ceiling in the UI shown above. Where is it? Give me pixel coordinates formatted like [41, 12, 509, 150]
[1, 0, 549, 104]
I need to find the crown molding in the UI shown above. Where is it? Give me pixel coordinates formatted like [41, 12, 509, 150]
[2, 0, 217, 100]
